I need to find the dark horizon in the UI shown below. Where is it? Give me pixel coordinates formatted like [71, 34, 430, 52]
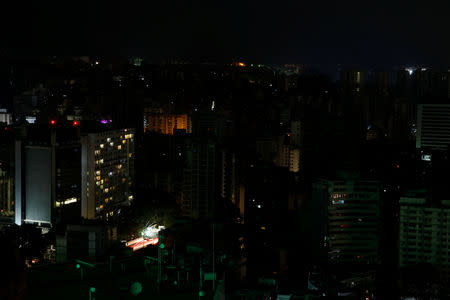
[2, 1, 450, 69]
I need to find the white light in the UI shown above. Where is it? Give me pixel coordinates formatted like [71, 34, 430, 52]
[142, 224, 165, 238]
[26, 116, 36, 124]
[257, 205, 261, 208]
[421, 154, 432, 161]
[55, 197, 77, 207]
[405, 68, 414, 76]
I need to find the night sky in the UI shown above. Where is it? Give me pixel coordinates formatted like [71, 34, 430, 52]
[2, 0, 450, 67]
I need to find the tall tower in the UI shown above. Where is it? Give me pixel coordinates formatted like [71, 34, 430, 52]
[182, 137, 216, 219]
[314, 179, 382, 264]
[81, 128, 135, 220]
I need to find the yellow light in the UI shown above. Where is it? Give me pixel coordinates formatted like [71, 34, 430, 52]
[261, 226, 266, 230]
[238, 62, 246, 67]
[117, 145, 122, 150]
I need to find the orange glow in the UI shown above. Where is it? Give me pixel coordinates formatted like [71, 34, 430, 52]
[145, 113, 191, 135]
[238, 62, 246, 67]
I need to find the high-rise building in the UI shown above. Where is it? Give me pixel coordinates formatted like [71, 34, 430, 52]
[290, 120, 302, 147]
[181, 137, 216, 219]
[315, 179, 381, 264]
[399, 193, 450, 277]
[219, 147, 241, 207]
[340, 70, 365, 94]
[0, 167, 14, 222]
[81, 128, 135, 220]
[0, 130, 14, 224]
[275, 141, 300, 173]
[416, 104, 450, 150]
[14, 124, 81, 226]
[144, 113, 191, 135]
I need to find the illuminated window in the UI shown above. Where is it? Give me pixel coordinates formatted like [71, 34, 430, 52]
[100, 144, 104, 149]
[100, 205, 104, 210]
[117, 145, 122, 150]
[96, 176, 101, 180]
[128, 153, 132, 158]
[104, 188, 109, 193]
[96, 181, 100, 186]
[117, 164, 122, 169]
[122, 140, 126, 144]
[110, 142, 114, 146]
[100, 159, 104, 164]
[122, 178, 126, 183]
[95, 170, 101, 175]
[100, 179, 104, 184]
[107, 138, 111, 142]
[95, 150, 100, 155]
[105, 198, 109, 203]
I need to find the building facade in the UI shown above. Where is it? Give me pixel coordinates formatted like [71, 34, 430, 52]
[14, 125, 81, 226]
[81, 129, 135, 220]
[144, 113, 191, 135]
[399, 196, 450, 276]
[321, 180, 381, 264]
[181, 137, 216, 219]
[417, 104, 450, 150]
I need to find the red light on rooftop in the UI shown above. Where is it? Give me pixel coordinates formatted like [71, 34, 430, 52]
[73, 121, 79, 126]
[50, 120, 56, 125]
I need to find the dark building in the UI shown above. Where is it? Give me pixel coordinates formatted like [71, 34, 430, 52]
[14, 123, 81, 226]
[0, 129, 15, 224]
